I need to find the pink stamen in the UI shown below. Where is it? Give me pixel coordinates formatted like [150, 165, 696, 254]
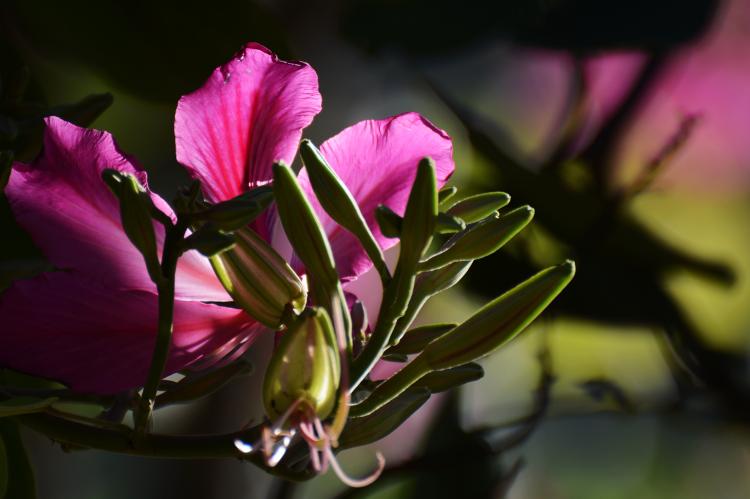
[325, 447, 385, 488]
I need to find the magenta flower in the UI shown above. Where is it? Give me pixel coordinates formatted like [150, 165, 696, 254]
[0, 43, 454, 395]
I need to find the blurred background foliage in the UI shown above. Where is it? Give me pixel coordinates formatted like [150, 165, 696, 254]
[3, 0, 750, 497]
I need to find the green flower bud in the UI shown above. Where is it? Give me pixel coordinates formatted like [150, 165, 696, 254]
[263, 308, 340, 420]
[210, 226, 306, 328]
[183, 224, 236, 257]
[102, 169, 162, 284]
[300, 140, 389, 283]
[445, 191, 511, 224]
[419, 206, 534, 272]
[399, 158, 438, 267]
[437, 186, 458, 207]
[423, 260, 575, 370]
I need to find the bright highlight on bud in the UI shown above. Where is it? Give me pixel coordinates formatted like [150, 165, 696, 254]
[210, 226, 306, 328]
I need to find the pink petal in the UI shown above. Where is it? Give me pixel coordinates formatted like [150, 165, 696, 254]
[175, 43, 321, 239]
[0, 271, 256, 394]
[6, 117, 229, 302]
[296, 112, 454, 282]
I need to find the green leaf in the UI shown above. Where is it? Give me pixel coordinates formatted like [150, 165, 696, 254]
[340, 388, 430, 445]
[0, 397, 57, 418]
[272, 162, 350, 340]
[374, 204, 402, 238]
[190, 185, 273, 231]
[387, 323, 457, 355]
[423, 261, 576, 370]
[413, 363, 484, 392]
[182, 225, 236, 257]
[0, 419, 36, 499]
[157, 360, 253, 407]
[446, 192, 511, 223]
[420, 206, 534, 272]
[210, 225, 306, 327]
[300, 140, 390, 283]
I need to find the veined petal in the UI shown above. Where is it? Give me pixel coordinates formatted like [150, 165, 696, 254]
[296, 113, 454, 282]
[6, 117, 229, 302]
[175, 43, 321, 239]
[0, 271, 256, 394]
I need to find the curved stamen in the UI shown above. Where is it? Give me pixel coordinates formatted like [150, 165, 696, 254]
[325, 447, 386, 488]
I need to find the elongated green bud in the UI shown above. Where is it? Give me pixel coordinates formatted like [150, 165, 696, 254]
[210, 226, 306, 328]
[390, 261, 472, 346]
[437, 186, 458, 207]
[446, 192, 511, 223]
[191, 186, 273, 231]
[387, 323, 457, 355]
[419, 206, 534, 272]
[399, 158, 438, 266]
[435, 212, 465, 234]
[300, 140, 390, 283]
[102, 169, 162, 284]
[375, 205, 402, 238]
[423, 261, 575, 370]
[263, 308, 340, 420]
[272, 162, 350, 342]
[413, 362, 484, 393]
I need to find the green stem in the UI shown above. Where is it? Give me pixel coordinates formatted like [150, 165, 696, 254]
[349, 266, 415, 391]
[349, 357, 430, 418]
[18, 411, 312, 480]
[134, 221, 186, 433]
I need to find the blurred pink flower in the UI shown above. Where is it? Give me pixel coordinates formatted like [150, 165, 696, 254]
[0, 43, 454, 394]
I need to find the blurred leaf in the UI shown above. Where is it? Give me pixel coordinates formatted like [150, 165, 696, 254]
[339, 388, 430, 449]
[0, 419, 35, 499]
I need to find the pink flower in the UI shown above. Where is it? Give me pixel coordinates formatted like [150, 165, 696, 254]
[0, 43, 454, 394]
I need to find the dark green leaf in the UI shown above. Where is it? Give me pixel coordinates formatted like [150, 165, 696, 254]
[182, 225, 236, 257]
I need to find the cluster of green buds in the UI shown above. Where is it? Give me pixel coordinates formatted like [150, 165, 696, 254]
[99, 140, 575, 486]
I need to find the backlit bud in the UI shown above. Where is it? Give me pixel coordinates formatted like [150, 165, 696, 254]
[445, 191, 511, 223]
[102, 169, 163, 284]
[263, 308, 340, 420]
[210, 226, 306, 328]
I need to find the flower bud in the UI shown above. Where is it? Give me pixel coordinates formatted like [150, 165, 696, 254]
[445, 191, 511, 223]
[419, 206, 534, 272]
[263, 307, 340, 420]
[102, 169, 162, 284]
[191, 185, 273, 231]
[374, 205, 402, 239]
[423, 260, 575, 370]
[300, 140, 389, 282]
[210, 226, 306, 328]
[399, 158, 438, 266]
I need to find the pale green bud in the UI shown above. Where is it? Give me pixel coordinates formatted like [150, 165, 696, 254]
[263, 308, 340, 420]
[210, 226, 306, 328]
[445, 191, 511, 224]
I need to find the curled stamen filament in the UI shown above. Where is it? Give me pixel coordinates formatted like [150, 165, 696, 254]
[325, 447, 386, 488]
